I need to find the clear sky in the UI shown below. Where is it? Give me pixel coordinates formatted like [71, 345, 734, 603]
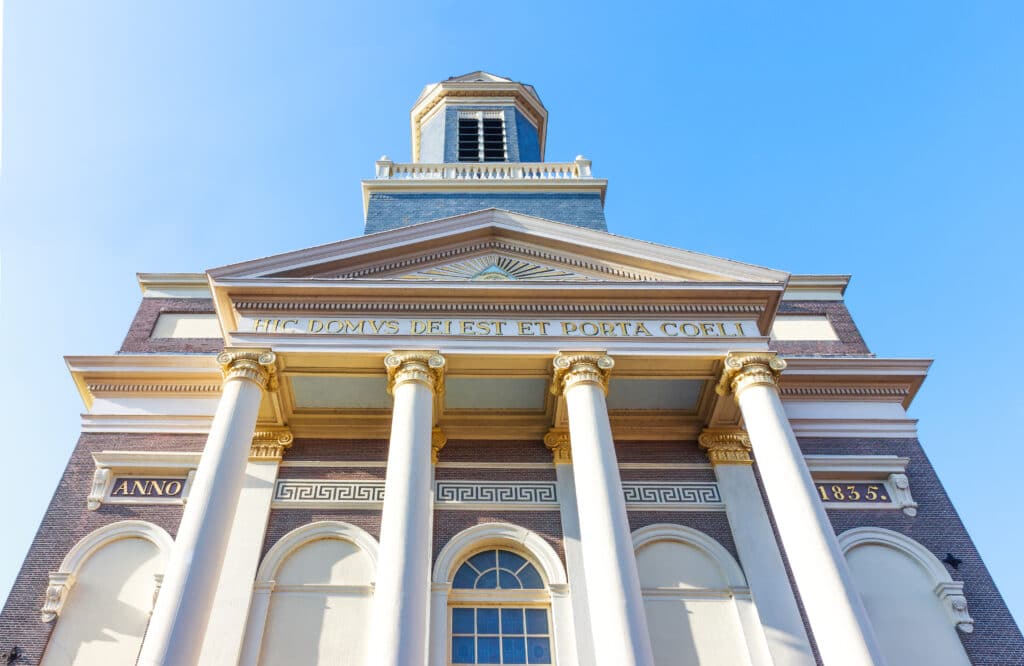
[1, 0, 1022, 628]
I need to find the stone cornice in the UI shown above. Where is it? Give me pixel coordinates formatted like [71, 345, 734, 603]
[233, 299, 765, 315]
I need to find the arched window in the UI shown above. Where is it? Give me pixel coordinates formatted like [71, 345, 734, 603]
[448, 548, 553, 664]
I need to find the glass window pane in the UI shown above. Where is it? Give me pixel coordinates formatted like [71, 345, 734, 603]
[478, 637, 501, 663]
[525, 609, 548, 634]
[503, 636, 527, 663]
[498, 551, 527, 572]
[452, 636, 475, 663]
[501, 608, 524, 634]
[452, 607, 474, 634]
[498, 570, 522, 589]
[476, 570, 498, 589]
[469, 550, 497, 572]
[477, 608, 499, 634]
[526, 637, 552, 663]
[517, 564, 544, 590]
[453, 563, 478, 589]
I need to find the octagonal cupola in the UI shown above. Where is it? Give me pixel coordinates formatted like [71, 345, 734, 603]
[411, 71, 548, 163]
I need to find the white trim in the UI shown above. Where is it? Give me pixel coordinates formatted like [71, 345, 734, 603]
[255, 520, 380, 584]
[432, 522, 567, 586]
[837, 527, 974, 633]
[42, 520, 174, 622]
[631, 523, 747, 589]
[804, 455, 909, 476]
[788, 418, 919, 438]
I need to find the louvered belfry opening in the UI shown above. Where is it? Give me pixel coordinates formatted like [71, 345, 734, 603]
[457, 114, 507, 162]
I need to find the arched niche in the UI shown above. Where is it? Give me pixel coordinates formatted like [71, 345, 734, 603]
[40, 520, 173, 666]
[632, 523, 764, 666]
[839, 527, 973, 666]
[239, 521, 378, 666]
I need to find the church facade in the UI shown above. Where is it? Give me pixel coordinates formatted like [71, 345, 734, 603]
[1, 72, 1021, 665]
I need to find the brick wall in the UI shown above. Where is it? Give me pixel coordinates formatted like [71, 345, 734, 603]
[770, 300, 872, 356]
[364, 192, 608, 234]
[119, 298, 222, 354]
[0, 433, 201, 665]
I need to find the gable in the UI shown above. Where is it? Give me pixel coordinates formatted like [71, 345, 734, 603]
[208, 209, 789, 285]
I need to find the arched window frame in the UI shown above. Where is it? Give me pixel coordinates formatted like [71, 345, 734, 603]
[239, 520, 380, 665]
[430, 523, 575, 666]
[41, 520, 173, 623]
[838, 526, 974, 633]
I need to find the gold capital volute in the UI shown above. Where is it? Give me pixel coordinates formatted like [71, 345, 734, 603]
[698, 429, 753, 466]
[217, 349, 278, 391]
[543, 429, 572, 464]
[551, 352, 614, 396]
[431, 427, 448, 465]
[250, 428, 294, 461]
[385, 351, 446, 395]
[715, 352, 786, 399]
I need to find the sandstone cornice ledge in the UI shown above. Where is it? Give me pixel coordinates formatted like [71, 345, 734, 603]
[66, 354, 221, 410]
[779, 357, 932, 409]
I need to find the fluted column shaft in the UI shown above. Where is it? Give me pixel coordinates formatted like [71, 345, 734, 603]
[718, 352, 884, 666]
[138, 349, 277, 666]
[553, 353, 654, 666]
[368, 351, 445, 666]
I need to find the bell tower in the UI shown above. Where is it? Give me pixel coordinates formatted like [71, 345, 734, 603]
[362, 72, 607, 234]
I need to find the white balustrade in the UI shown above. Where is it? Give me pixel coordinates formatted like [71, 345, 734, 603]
[375, 158, 594, 181]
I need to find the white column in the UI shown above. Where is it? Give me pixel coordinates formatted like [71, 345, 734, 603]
[138, 349, 277, 666]
[699, 429, 815, 666]
[545, 428, 593, 666]
[197, 429, 293, 665]
[367, 351, 445, 666]
[718, 352, 885, 666]
[552, 353, 654, 666]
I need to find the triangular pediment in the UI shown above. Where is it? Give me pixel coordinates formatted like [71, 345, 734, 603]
[208, 209, 789, 285]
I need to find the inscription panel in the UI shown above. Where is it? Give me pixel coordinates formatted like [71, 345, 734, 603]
[110, 477, 186, 499]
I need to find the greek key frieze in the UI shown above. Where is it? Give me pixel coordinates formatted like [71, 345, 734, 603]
[274, 480, 385, 503]
[622, 482, 721, 505]
[435, 481, 558, 505]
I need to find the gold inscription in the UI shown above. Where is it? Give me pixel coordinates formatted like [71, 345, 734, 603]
[110, 477, 186, 498]
[816, 482, 890, 503]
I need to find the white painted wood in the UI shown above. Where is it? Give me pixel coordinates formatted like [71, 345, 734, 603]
[366, 376, 435, 666]
[197, 459, 280, 665]
[137, 375, 264, 666]
[555, 464, 595, 666]
[714, 464, 814, 665]
[735, 382, 885, 665]
[565, 379, 654, 666]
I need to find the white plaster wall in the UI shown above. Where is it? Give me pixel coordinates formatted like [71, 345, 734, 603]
[258, 538, 374, 666]
[846, 543, 971, 666]
[41, 537, 162, 666]
[636, 541, 751, 666]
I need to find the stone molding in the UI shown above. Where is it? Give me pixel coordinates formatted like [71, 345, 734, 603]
[551, 352, 614, 396]
[87, 451, 201, 510]
[233, 299, 764, 316]
[217, 349, 278, 391]
[543, 428, 572, 464]
[384, 350, 446, 395]
[716, 351, 787, 398]
[698, 429, 752, 465]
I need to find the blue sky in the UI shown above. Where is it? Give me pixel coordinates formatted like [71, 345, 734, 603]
[1, 0, 1022, 627]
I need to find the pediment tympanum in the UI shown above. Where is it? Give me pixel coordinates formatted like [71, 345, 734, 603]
[207, 209, 789, 285]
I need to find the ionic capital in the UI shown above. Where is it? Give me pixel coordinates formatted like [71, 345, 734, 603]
[698, 429, 752, 465]
[385, 351, 446, 395]
[543, 428, 572, 464]
[551, 353, 614, 396]
[249, 428, 294, 461]
[431, 427, 448, 465]
[715, 352, 786, 399]
[217, 349, 278, 391]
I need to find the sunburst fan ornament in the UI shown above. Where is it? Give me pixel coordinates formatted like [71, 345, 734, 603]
[397, 254, 592, 281]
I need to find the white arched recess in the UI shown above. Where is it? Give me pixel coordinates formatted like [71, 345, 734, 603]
[431, 522, 577, 666]
[240, 521, 379, 666]
[839, 527, 973, 666]
[632, 524, 773, 666]
[40, 520, 174, 666]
